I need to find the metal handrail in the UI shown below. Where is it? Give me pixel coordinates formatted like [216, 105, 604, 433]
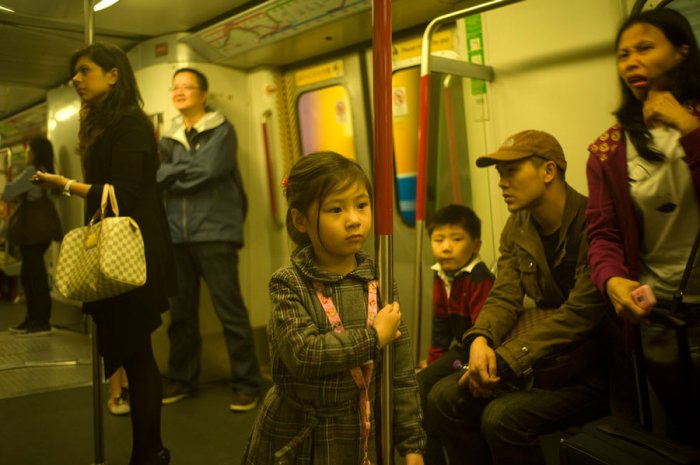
[261, 110, 282, 226]
[83, 2, 106, 464]
[372, 1, 395, 463]
[413, 0, 524, 364]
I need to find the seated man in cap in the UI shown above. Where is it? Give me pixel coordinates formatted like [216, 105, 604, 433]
[423, 130, 611, 465]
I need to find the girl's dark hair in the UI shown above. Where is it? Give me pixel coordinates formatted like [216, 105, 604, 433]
[69, 42, 150, 160]
[27, 137, 55, 173]
[614, 8, 700, 162]
[284, 151, 373, 250]
[173, 68, 209, 91]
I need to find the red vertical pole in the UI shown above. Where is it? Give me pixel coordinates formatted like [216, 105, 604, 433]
[373, 0, 393, 235]
[372, 1, 395, 464]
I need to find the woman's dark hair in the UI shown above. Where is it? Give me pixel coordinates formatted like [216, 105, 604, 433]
[69, 42, 150, 159]
[27, 137, 55, 173]
[284, 151, 373, 250]
[614, 8, 700, 162]
[173, 68, 209, 92]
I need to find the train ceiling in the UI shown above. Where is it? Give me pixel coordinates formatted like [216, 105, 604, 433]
[0, 0, 255, 141]
[0, 0, 489, 146]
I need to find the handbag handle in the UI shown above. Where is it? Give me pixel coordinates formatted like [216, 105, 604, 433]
[96, 184, 120, 221]
[105, 184, 120, 217]
[86, 184, 121, 226]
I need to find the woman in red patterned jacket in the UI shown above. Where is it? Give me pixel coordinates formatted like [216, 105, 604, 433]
[586, 8, 700, 446]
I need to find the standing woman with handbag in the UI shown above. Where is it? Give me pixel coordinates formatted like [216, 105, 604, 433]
[3, 137, 62, 335]
[586, 8, 700, 446]
[33, 42, 177, 465]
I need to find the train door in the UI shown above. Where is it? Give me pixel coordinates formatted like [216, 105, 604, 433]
[282, 50, 436, 347]
[282, 55, 372, 173]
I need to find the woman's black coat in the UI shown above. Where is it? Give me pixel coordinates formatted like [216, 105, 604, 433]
[82, 109, 176, 376]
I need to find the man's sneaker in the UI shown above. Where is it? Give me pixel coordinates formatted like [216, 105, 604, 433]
[162, 381, 193, 405]
[17, 323, 52, 337]
[8, 320, 31, 334]
[229, 392, 258, 412]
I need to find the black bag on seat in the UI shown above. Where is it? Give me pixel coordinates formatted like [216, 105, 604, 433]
[559, 230, 700, 464]
[559, 416, 700, 465]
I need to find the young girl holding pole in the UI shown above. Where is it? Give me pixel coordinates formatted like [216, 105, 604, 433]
[242, 151, 425, 465]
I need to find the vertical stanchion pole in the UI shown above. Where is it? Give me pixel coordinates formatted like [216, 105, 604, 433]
[413, 56, 431, 366]
[83, 2, 106, 465]
[412, 0, 524, 367]
[90, 319, 106, 465]
[372, 1, 394, 463]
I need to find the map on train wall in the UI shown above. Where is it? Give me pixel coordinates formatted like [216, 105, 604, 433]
[0, 103, 47, 148]
[185, 0, 370, 59]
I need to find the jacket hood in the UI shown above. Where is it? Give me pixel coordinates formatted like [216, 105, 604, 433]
[163, 110, 226, 151]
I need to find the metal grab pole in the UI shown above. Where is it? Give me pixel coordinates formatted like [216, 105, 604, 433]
[83, 1, 106, 464]
[372, 1, 394, 463]
[412, 0, 524, 366]
[90, 320, 106, 465]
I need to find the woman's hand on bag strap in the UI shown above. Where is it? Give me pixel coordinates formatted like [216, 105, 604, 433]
[32, 172, 90, 199]
[605, 276, 650, 325]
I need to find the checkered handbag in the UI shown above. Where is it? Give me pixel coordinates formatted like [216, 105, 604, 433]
[54, 184, 146, 302]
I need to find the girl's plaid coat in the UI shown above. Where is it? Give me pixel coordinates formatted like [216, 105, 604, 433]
[242, 246, 426, 464]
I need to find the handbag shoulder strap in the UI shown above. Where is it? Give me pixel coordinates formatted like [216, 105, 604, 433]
[675, 228, 700, 305]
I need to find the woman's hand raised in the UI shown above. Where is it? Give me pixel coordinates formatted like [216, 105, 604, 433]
[644, 90, 700, 135]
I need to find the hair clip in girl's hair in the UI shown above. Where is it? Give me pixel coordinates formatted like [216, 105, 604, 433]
[282, 176, 289, 190]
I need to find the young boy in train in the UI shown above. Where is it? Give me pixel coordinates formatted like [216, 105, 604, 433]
[416, 204, 494, 465]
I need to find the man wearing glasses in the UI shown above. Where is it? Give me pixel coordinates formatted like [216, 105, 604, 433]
[157, 68, 261, 412]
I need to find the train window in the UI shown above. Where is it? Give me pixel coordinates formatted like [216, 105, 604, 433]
[390, 67, 476, 227]
[297, 85, 357, 160]
[6, 147, 28, 180]
[424, 72, 474, 227]
[392, 67, 420, 226]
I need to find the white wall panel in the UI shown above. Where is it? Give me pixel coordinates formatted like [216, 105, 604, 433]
[474, 0, 626, 249]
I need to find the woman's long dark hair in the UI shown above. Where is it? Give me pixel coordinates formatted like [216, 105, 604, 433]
[70, 42, 150, 160]
[27, 137, 55, 173]
[614, 8, 700, 161]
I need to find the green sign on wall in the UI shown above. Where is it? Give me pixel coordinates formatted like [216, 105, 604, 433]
[465, 15, 486, 96]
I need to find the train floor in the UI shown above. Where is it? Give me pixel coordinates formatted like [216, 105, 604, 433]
[0, 295, 564, 465]
[0, 296, 262, 465]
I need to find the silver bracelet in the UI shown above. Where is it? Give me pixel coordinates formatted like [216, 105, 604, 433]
[62, 179, 75, 197]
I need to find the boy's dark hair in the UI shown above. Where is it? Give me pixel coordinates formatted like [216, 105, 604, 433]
[427, 204, 481, 240]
